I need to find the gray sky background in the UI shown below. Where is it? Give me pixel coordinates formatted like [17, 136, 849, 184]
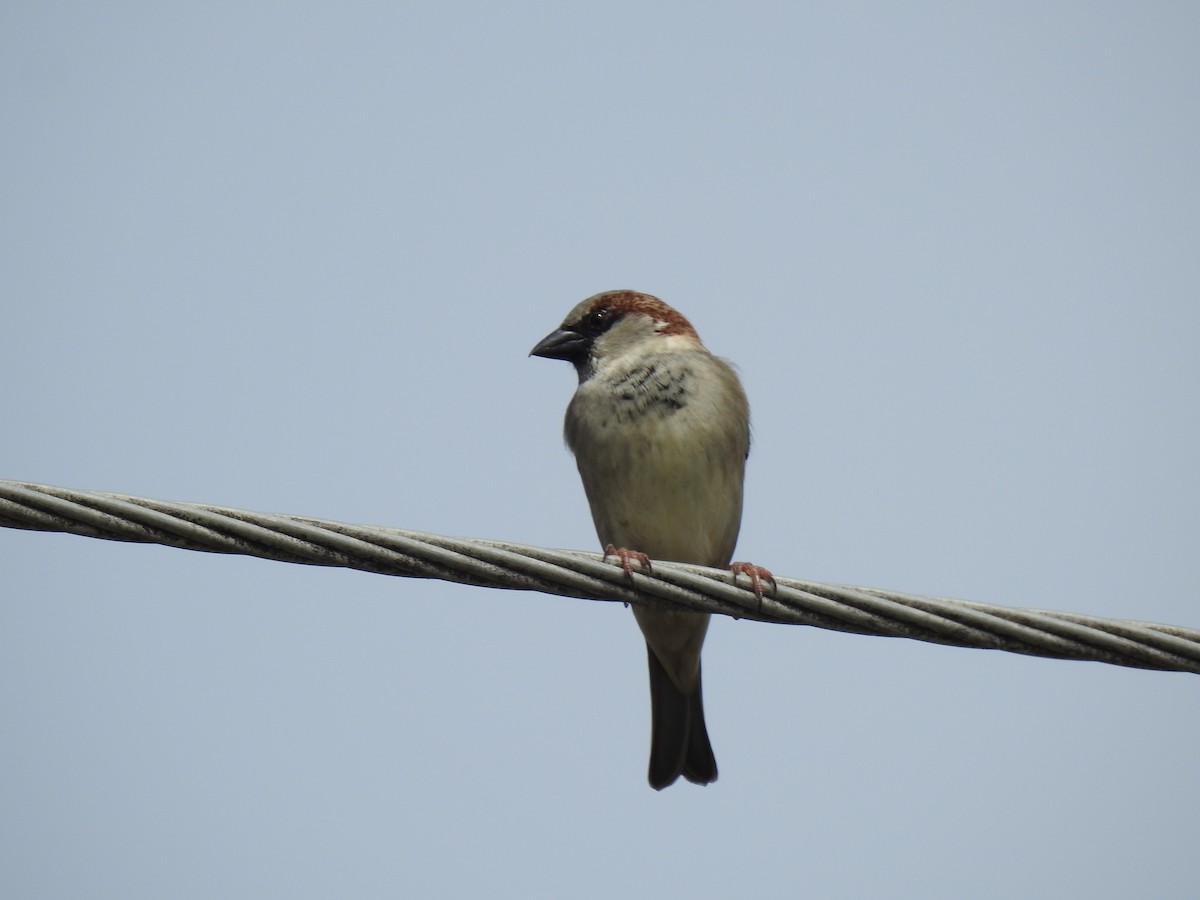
[3, 4, 1198, 898]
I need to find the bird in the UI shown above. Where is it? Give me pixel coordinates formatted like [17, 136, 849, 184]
[530, 289, 770, 789]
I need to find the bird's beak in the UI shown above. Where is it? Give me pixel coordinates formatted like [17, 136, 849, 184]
[529, 327, 588, 361]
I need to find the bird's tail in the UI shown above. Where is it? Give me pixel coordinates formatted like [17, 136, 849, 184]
[645, 645, 718, 790]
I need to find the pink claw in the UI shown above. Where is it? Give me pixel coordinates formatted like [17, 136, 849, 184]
[603, 544, 653, 577]
[729, 561, 776, 601]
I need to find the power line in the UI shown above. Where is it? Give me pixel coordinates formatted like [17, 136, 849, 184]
[3, 479, 1198, 674]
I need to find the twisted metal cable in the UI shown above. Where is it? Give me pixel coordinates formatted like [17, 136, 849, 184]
[2, 479, 1198, 675]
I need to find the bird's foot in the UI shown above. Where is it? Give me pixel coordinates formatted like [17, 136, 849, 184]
[729, 561, 776, 603]
[603, 544, 653, 578]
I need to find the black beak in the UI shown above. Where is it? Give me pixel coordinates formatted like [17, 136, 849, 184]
[529, 327, 588, 362]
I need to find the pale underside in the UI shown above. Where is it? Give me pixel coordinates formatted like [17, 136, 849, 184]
[565, 346, 749, 692]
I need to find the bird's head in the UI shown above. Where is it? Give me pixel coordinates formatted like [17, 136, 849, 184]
[529, 290, 701, 382]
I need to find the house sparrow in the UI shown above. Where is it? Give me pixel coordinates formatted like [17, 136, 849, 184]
[531, 289, 769, 790]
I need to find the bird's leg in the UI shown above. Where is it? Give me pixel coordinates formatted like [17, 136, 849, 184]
[729, 561, 776, 604]
[604, 544, 653, 578]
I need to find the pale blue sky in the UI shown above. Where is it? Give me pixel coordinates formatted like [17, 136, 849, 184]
[3, 4, 1198, 898]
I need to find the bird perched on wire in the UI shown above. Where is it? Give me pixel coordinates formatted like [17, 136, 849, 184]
[531, 289, 771, 790]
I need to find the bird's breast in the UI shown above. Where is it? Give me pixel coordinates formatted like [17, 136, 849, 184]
[564, 355, 749, 567]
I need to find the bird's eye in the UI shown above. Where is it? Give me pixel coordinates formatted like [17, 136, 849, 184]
[581, 307, 615, 335]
